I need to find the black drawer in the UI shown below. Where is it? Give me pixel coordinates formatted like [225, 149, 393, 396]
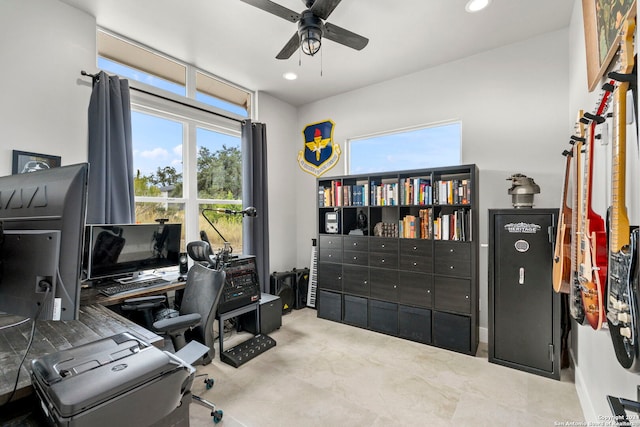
[343, 295, 368, 327]
[369, 238, 398, 253]
[343, 250, 368, 266]
[398, 271, 432, 308]
[399, 255, 432, 273]
[434, 241, 471, 277]
[369, 251, 398, 269]
[398, 305, 431, 344]
[434, 276, 471, 314]
[342, 265, 369, 297]
[319, 235, 343, 250]
[400, 239, 433, 257]
[319, 248, 342, 263]
[318, 262, 342, 292]
[344, 236, 369, 251]
[432, 311, 471, 354]
[318, 290, 342, 322]
[369, 300, 398, 335]
[369, 268, 399, 301]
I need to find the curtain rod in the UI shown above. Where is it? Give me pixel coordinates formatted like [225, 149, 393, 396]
[80, 70, 244, 124]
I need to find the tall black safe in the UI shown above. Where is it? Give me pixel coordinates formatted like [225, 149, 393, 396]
[488, 209, 561, 380]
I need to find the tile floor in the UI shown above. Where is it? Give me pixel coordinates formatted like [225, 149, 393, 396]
[189, 308, 584, 426]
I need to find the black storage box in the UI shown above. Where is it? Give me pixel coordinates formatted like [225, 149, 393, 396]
[30, 332, 194, 427]
[240, 293, 282, 335]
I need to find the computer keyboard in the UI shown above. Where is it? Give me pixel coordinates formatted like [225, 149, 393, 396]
[98, 277, 171, 297]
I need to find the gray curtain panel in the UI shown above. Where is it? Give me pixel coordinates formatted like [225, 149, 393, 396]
[241, 120, 270, 292]
[86, 71, 135, 224]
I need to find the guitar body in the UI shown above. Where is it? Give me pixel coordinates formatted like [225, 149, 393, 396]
[607, 226, 640, 371]
[579, 213, 607, 329]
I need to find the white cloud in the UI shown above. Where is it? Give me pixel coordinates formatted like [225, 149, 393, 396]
[140, 147, 169, 159]
[173, 144, 182, 156]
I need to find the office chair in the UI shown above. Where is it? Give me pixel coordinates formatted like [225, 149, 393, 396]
[121, 259, 226, 423]
[122, 261, 226, 365]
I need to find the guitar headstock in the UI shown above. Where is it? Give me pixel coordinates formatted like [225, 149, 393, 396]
[619, 18, 635, 75]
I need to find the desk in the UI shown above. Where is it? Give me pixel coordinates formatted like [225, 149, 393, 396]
[80, 280, 186, 306]
[0, 304, 162, 404]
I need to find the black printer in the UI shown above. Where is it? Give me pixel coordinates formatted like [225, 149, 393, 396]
[30, 332, 194, 426]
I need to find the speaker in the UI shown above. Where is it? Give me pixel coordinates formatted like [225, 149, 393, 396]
[179, 252, 189, 275]
[270, 271, 295, 314]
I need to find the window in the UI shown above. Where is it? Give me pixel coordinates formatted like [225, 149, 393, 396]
[348, 122, 462, 174]
[97, 29, 251, 253]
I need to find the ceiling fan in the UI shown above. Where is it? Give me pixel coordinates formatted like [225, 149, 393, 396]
[239, 0, 369, 59]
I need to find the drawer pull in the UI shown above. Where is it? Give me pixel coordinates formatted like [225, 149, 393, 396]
[413, 246, 418, 250]
[465, 295, 469, 299]
[449, 248, 455, 253]
[338, 276, 342, 280]
[393, 285, 397, 289]
[381, 244, 385, 248]
[381, 259, 385, 263]
[413, 262, 417, 266]
[363, 280, 368, 285]
[353, 242, 358, 246]
[427, 289, 431, 293]
[450, 265, 454, 269]
[328, 254, 332, 258]
[353, 256, 358, 260]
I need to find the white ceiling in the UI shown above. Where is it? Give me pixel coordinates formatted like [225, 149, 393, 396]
[59, 0, 575, 107]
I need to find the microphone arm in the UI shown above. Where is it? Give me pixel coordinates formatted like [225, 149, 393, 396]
[201, 209, 230, 244]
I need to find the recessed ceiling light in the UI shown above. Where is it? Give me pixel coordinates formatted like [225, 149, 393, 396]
[283, 72, 298, 80]
[465, 0, 490, 13]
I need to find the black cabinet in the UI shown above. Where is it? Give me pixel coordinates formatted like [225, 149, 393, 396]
[316, 165, 479, 356]
[488, 209, 560, 380]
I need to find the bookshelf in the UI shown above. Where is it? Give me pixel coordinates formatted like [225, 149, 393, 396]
[316, 164, 479, 355]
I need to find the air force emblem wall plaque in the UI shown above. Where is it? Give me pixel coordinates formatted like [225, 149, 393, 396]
[298, 120, 341, 177]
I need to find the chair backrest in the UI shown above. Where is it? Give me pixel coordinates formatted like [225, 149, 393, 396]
[179, 262, 226, 350]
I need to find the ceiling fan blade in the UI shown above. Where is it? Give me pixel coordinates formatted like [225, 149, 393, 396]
[276, 32, 300, 59]
[323, 22, 369, 51]
[239, 0, 299, 22]
[310, 0, 342, 20]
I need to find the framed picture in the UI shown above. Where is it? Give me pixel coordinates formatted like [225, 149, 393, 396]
[582, 0, 636, 92]
[12, 150, 61, 174]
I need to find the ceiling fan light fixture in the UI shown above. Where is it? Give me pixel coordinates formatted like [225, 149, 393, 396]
[300, 27, 322, 56]
[298, 11, 323, 56]
[465, 0, 491, 13]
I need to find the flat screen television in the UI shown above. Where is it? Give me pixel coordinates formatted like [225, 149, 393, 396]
[83, 223, 182, 282]
[0, 163, 89, 320]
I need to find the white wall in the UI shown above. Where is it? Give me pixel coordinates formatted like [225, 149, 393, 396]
[568, 0, 640, 421]
[294, 29, 571, 341]
[0, 0, 95, 172]
[254, 91, 300, 274]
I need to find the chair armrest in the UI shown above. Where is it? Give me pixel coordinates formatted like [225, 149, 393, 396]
[153, 313, 201, 333]
[121, 295, 167, 311]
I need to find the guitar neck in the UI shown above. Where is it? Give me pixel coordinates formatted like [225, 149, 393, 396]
[609, 19, 635, 253]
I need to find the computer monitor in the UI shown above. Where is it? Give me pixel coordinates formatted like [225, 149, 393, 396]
[0, 163, 89, 320]
[83, 223, 182, 282]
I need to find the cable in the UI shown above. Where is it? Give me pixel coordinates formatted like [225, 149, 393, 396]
[0, 285, 51, 408]
[0, 317, 30, 330]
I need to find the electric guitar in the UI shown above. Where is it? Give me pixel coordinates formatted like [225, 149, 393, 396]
[578, 84, 613, 330]
[605, 19, 640, 371]
[569, 112, 586, 324]
[553, 146, 573, 294]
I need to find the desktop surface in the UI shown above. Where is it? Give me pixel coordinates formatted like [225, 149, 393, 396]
[0, 304, 162, 405]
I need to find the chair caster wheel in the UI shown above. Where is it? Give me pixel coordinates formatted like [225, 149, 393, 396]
[204, 378, 214, 389]
[212, 409, 223, 423]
